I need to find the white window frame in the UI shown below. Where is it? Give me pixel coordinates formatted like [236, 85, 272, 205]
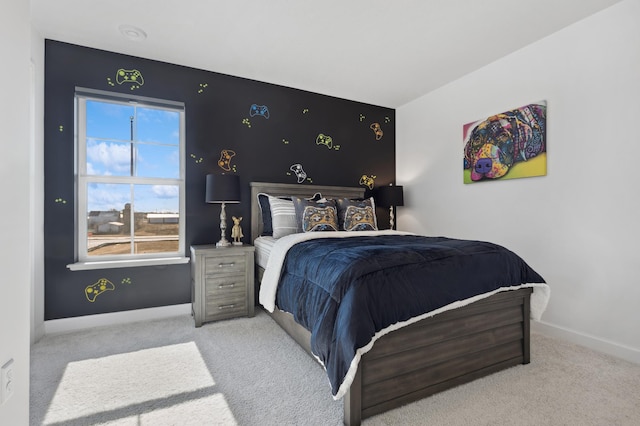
[68, 88, 188, 270]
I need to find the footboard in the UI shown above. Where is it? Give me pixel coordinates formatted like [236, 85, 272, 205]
[345, 288, 532, 425]
[262, 276, 532, 426]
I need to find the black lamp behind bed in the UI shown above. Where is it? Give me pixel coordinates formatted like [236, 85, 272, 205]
[376, 184, 404, 230]
[205, 173, 240, 247]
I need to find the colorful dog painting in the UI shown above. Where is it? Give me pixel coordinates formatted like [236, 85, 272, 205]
[463, 101, 546, 183]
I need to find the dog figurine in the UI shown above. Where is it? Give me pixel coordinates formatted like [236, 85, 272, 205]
[464, 103, 546, 181]
[231, 216, 243, 244]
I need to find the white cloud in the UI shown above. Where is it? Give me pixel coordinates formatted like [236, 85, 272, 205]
[86, 140, 130, 174]
[87, 184, 129, 211]
[152, 185, 179, 198]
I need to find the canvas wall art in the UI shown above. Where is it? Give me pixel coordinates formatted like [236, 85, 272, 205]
[463, 101, 546, 183]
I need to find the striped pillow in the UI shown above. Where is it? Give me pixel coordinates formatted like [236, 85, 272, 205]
[268, 196, 298, 238]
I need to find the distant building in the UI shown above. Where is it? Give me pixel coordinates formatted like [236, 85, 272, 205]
[97, 221, 124, 234]
[88, 210, 120, 228]
[147, 213, 179, 224]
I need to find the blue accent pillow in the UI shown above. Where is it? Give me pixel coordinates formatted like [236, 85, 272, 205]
[257, 193, 277, 236]
[336, 197, 378, 231]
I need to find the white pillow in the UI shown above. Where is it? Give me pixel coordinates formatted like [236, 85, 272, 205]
[268, 196, 298, 239]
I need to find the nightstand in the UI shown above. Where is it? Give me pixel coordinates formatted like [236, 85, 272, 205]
[190, 244, 255, 327]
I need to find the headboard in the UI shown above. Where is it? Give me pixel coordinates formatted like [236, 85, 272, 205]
[249, 182, 365, 243]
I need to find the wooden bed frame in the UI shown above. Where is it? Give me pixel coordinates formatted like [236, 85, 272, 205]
[250, 181, 533, 426]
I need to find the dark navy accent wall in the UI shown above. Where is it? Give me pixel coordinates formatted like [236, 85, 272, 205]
[44, 40, 396, 320]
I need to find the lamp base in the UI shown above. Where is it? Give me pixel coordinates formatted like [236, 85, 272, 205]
[217, 202, 231, 248]
[216, 239, 231, 248]
[389, 206, 395, 230]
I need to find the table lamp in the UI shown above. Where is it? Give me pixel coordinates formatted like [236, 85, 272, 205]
[376, 184, 404, 230]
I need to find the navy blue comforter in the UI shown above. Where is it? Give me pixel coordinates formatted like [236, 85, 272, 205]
[274, 235, 545, 397]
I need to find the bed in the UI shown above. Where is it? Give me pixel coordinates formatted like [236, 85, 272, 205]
[249, 181, 549, 426]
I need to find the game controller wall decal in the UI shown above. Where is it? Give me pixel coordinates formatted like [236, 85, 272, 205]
[249, 104, 270, 119]
[85, 278, 116, 302]
[116, 68, 144, 85]
[316, 133, 340, 150]
[110, 68, 144, 90]
[218, 149, 236, 172]
[370, 123, 384, 140]
[359, 174, 377, 190]
[84, 277, 133, 302]
[289, 163, 309, 183]
[316, 133, 333, 149]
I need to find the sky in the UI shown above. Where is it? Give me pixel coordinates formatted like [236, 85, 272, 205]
[85, 100, 181, 213]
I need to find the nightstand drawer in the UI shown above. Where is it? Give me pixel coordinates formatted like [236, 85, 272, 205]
[205, 276, 246, 298]
[205, 294, 247, 322]
[203, 254, 246, 276]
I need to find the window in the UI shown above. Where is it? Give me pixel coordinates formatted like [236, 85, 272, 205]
[71, 89, 186, 269]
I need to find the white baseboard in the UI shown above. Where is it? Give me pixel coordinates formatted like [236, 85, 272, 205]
[44, 303, 191, 335]
[532, 320, 640, 365]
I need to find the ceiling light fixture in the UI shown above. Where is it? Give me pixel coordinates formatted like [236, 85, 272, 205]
[118, 24, 147, 41]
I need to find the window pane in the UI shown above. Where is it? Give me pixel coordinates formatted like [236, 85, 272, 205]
[87, 183, 131, 213]
[133, 184, 179, 254]
[133, 184, 179, 214]
[86, 183, 131, 257]
[136, 143, 179, 178]
[86, 139, 132, 176]
[86, 100, 134, 141]
[136, 107, 180, 145]
[86, 183, 180, 256]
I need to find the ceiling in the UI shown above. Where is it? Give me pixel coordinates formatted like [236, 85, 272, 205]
[31, 0, 620, 108]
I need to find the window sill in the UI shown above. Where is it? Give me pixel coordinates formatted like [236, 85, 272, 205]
[67, 256, 190, 271]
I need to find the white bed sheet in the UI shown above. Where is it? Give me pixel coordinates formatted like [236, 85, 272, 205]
[254, 236, 277, 269]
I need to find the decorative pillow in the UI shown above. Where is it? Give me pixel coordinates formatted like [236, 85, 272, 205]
[258, 192, 322, 238]
[337, 197, 378, 231]
[292, 197, 339, 233]
[268, 196, 298, 238]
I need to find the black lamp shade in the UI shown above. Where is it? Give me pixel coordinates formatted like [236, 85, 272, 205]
[205, 174, 240, 203]
[377, 185, 404, 207]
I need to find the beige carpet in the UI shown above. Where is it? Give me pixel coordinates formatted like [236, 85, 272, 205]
[30, 311, 640, 425]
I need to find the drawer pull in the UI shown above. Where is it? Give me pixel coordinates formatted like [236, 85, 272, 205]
[218, 283, 236, 289]
[218, 262, 235, 268]
[218, 304, 236, 310]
